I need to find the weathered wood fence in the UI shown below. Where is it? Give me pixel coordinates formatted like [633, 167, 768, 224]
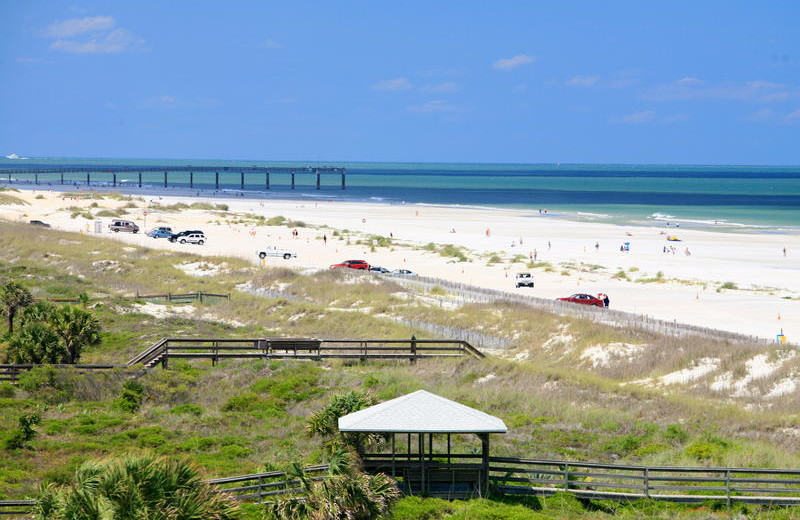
[488, 457, 800, 506]
[133, 291, 230, 304]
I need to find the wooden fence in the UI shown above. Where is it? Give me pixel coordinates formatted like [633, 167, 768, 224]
[488, 457, 800, 506]
[206, 465, 330, 502]
[0, 500, 35, 518]
[125, 337, 484, 370]
[133, 291, 230, 303]
[0, 336, 483, 383]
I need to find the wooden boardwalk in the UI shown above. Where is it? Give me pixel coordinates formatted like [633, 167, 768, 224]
[0, 336, 483, 383]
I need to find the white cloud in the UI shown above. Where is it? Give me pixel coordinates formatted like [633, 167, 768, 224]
[675, 77, 703, 86]
[513, 84, 528, 93]
[43, 15, 115, 38]
[407, 100, 460, 113]
[419, 82, 460, 93]
[43, 15, 145, 54]
[641, 78, 790, 102]
[621, 110, 656, 124]
[566, 75, 599, 87]
[492, 54, 535, 71]
[372, 78, 413, 91]
[259, 38, 283, 49]
[786, 109, 800, 120]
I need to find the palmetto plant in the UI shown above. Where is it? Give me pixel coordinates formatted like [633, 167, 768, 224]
[35, 453, 239, 520]
[0, 281, 32, 334]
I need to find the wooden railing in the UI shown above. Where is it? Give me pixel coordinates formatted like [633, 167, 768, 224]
[0, 500, 35, 518]
[0, 337, 483, 383]
[488, 457, 800, 506]
[133, 291, 230, 303]
[206, 465, 330, 503]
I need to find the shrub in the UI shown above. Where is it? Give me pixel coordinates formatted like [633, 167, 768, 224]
[170, 403, 204, 416]
[663, 424, 689, 444]
[113, 380, 145, 413]
[0, 382, 15, 397]
[17, 365, 76, 403]
[5, 410, 41, 450]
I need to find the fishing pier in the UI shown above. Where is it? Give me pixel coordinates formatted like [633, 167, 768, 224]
[0, 165, 347, 190]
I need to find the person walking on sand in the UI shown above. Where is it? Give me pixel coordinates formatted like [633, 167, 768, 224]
[533, 249, 538, 261]
[595, 242, 599, 251]
[323, 234, 327, 245]
[784, 247, 788, 257]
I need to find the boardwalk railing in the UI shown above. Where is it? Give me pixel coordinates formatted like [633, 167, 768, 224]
[489, 457, 800, 506]
[0, 500, 35, 518]
[125, 337, 484, 370]
[0, 336, 483, 383]
[206, 465, 330, 503]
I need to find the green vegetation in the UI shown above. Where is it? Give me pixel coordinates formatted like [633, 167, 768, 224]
[719, 281, 739, 291]
[6, 302, 101, 364]
[423, 243, 469, 262]
[0, 192, 28, 205]
[36, 453, 238, 519]
[0, 220, 799, 519]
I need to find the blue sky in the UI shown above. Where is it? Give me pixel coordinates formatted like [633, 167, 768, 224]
[1, 1, 798, 165]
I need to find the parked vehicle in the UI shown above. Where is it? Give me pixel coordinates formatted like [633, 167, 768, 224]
[108, 220, 140, 233]
[515, 273, 534, 288]
[169, 230, 204, 243]
[257, 246, 297, 260]
[147, 227, 173, 238]
[29, 220, 51, 228]
[557, 293, 606, 307]
[369, 266, 390, 273]
[179, 233, 206, 245]
[330, 259, 370, 270]
[391, 269, 417, 276]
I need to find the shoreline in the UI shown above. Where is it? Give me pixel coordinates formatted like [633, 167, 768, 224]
[1, 184, 798, 342]
[3, 181, 799, 236]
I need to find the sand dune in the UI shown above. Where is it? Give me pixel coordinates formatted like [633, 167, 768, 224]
[1, 187, 798, 341]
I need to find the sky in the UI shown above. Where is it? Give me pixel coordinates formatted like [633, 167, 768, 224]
[1, 1, 799, 165]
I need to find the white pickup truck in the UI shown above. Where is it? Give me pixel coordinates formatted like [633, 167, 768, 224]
[257, 246, 297, 260]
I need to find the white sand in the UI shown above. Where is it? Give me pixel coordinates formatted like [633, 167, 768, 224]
[2, 187, 799, 341]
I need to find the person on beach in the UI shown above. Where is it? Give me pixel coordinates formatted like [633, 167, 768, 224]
[323, 234, 327, 245]
[533, 249, 538, 261]
[784, 247, 788, 257]
[595, 242, 599, 251]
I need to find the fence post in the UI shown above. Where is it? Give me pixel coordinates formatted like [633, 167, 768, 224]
[644, 467, 650, 499]
[725, 470, 731, 509]
[563, 464, 570, 491]
[199, 292, 203, 304]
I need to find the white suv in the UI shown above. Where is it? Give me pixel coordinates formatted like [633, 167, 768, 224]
[179, 233, 206, 245]
[515, 273, 534, 288]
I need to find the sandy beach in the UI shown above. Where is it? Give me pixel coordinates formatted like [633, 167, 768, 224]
[2, 186, 798, 342]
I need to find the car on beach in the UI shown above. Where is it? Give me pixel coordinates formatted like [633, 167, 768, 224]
[330, 259, 370, 270]
[515, 273, 534, 288]
[108, 220, 140, 233]
[391, 269, 417, 276]
[169, 230, 204, 243]
[147, 227, 173, 238]
[557, 293, 606, 307]
[369, 266, 390, 273]
[178, 233, 206, 245]
[29, 220, 51, 228]
[258, 246, 297, 260]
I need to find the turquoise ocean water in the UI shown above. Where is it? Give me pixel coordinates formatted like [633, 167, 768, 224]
[1, 157, 799, 232]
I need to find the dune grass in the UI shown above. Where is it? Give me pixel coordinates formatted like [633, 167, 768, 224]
[1, 219, 799, 518]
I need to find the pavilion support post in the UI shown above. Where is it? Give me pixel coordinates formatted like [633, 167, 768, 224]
[480, 433, 490, 497]
[291, 172, 295, 189]
[215, 171, 219, 189]
[419, 433, 425, 495]
[391, 434, 396, 478]
[428, 433, 433, 461]
[447, 434, 451, 464]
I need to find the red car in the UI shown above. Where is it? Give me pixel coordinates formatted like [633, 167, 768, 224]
[557, 293, 606, 307]
[330, 259, 370, 270]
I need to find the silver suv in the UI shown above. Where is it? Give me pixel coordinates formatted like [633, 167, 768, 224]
[108, 220, 139, 233]
[179, 233, 206, 245]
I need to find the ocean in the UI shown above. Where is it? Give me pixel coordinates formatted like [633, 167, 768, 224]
[2, 157, 799, 232]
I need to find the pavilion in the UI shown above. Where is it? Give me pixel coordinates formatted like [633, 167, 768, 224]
[338, 390, 507, 498]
